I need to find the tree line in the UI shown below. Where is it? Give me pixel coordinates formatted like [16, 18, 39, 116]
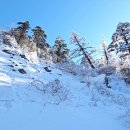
[1, 21, 130, 70]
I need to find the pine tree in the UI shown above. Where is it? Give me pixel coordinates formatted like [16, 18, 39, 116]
[32, 26, 47, 58]
[52, 37, 69, 63]
[16, 21, 30, 44]
[108, 22, 130, 56]
[9, 21, 30, 46]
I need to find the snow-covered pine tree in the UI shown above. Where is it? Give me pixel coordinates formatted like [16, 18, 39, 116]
[52, 37, 69, 63]
[17, 21, 30, 43]
[32, 26, 48, 58]
[108, 22, 130, 56]
[10, 21, 30, 46]
[108, 22, 130, 69]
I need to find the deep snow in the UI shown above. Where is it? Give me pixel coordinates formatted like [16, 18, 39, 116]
[0, 43, 130, 130]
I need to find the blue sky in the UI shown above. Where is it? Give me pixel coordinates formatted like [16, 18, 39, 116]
[0, 0, 130, 47]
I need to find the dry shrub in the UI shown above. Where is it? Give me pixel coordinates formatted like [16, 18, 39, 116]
[31, 79, 70, 104]
[98, 66, 116, 76]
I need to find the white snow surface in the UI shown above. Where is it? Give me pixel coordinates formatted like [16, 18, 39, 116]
[0, 44, 130, 130]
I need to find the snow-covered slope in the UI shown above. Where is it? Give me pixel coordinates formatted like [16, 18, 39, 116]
[0, 43, 130, 130]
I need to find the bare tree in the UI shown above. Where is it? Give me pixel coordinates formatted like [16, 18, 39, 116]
[70, 32, 95, 69]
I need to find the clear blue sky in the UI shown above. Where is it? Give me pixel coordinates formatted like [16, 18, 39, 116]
[0, 0, 130, 47]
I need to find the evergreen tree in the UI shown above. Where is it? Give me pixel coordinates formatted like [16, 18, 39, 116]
[9, 21, 30, 46]
[52, 37, 69, 63]
[32, 26, 47, 58]
[16, 21, 30, 44]
[108, 22, 130, 56]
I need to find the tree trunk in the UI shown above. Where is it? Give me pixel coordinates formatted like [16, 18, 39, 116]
[74, 36, 95, 69]
[104, 49, 109, 65]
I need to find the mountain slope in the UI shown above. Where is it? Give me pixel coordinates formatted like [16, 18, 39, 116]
[0, 43, 130, 130]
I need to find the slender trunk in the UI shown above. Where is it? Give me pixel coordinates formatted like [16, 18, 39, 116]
[74, 36, 95, 69]
[104, 49, 109, 65]
[128, 47, 130, 54]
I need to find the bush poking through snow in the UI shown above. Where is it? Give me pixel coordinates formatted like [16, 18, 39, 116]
[97, 66, 116, 76]
[31, 80, 46, 93]
[89, 82, 112, 106]
[31, 79, 69, 104]
[46, 79, 69, 103]
[111, 94, 130, 107]
[91, 81, 129, 107]
[57, 61, 97, 77]
[93, 82, 111, 97]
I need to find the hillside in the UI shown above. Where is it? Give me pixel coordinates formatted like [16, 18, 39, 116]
[0, 42, 130, 130]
